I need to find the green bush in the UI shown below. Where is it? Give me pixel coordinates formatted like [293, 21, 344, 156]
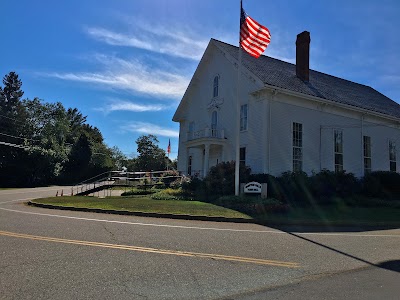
[121, 189, 156, 196]
[150, 188, 193, 201]
[362, 171, 400, 199]
[159, 170, 181, 187]
[343, 195, 400, 208]
[310, 170, 359, 202]
[214, 195, 289, 214]
[248, 173, 284, 200]
[204, 161, 251, 198]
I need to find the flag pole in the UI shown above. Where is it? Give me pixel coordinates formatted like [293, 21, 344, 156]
[235, 0, 243, 196]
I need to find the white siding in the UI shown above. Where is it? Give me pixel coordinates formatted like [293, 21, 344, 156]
[175, 42, 400, 178]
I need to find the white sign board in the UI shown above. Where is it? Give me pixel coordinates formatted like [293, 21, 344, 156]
[244, 182, 262, 194]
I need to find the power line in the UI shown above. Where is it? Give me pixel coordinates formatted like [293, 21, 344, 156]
[0, 132, 42, 142]
[0, 141, 30, 150]
[0, 113, 26, 124]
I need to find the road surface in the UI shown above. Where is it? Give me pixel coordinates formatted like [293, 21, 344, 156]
[1, 187, 399, 299]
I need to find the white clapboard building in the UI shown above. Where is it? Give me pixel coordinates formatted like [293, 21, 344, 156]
[173, 32, 400, 178]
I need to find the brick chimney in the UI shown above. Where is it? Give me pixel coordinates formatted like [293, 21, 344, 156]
[296, 31, 310, 82]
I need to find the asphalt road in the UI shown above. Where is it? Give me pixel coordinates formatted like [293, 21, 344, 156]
[1, 187, 399, 299]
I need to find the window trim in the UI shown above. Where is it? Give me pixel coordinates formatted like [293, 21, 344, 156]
[334, 129, 343, 172]
[213, 75, 219, 98]
[363, 135, 372, 174]
[292, 122, 303, 172]
[389, 139, 396, 172]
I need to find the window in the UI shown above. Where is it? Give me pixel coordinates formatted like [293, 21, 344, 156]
[363, 136, 371, 174]
[240, 147, 246, 166]
[213, 76, 219, 98]
[187, 156, 192, 175]
[293, 122, 303, 172]
[334, 129, 343, 172]
[211, 111, 218, 137]
[240, 104, 248, 131]
[389, 140, 396, 172]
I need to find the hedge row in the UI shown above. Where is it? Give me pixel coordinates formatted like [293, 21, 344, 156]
[181, 161, 400, 206]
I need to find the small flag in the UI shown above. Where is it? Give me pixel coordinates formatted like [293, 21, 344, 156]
[240, 3, 271, 58]
[167, 139, 171, 154]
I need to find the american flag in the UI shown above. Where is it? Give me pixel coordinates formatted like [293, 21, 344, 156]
[240, 5, 271, 58]
[167, 139, 171, 154]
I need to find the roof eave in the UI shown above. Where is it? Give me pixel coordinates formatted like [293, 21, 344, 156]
[257, 84, 400, 123]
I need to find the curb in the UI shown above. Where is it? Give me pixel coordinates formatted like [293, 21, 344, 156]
[27, 201, 400, 229]
[27, 201, 255, 224]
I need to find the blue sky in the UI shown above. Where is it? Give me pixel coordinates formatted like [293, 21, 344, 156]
[1, 0, 399, 159]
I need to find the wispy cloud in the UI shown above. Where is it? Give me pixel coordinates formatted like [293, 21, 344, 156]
[41, 55, 190, 99]
[96, 99, 167, 114]
[122, 121, 179, 138]
[85, 24, 208, 60]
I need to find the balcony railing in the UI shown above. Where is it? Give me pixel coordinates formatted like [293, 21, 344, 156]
[187, 127, 225, 141]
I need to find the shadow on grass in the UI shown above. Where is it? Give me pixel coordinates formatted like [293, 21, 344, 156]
[214, 202, 400, 233]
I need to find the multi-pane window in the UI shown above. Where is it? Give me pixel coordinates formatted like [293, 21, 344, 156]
[334, 129, 343, 172]
[213, 76, 219, 98]
[363, 136, 371, 174]
[240, 104, 248, 131]
[293, 122, 303, 172]
[240, 147, 246, 166]
[187, 156, 192, 176]
[389, 140, 396, 172]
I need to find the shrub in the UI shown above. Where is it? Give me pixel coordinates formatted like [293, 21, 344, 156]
[159, 170, 181, 187]
[276, 171, 312, 206]
[362, 171, 400, 199]
[310, 170, 360, 203]
[204, 161, 251, 198]
[121, 189, 156, 196]
[214, 195, 289, 214]
[150, 188, 193, 201]
[248, 173, 284, 200]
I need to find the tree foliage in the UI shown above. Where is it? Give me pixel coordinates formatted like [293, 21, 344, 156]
[134, 134, 167, 171]
[0, 72, 123, 187]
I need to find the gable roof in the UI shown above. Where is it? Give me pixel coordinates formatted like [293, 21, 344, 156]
[213, 39, 400, 120]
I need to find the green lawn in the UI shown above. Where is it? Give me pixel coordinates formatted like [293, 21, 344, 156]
[256, 204, 400, 226]
[33, 196, 252, 219]
[31, 196, 400, 226]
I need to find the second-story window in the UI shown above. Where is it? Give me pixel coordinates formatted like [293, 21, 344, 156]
[389, 140, 396, 172]
[240, 104, 248, 131]
[213, 76, 219, 98]
[334, 129, 343, 172]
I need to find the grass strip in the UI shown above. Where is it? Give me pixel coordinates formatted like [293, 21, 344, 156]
[33, 196, 252, 219]
[31, 196, 400, 226]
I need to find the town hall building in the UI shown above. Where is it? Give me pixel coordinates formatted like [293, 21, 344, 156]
[173, 32, 400, 178]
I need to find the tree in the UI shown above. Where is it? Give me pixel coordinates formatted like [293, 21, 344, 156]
[135, 135, 167, 171]
[0, 72, 27, 186]
[110, 146, 128, 170]
[0, 71, 24, 115]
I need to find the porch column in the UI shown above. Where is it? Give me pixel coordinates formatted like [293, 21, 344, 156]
[203, 143, 210, 177]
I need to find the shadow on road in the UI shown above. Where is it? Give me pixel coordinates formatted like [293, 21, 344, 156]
[279, 230, 400, 274]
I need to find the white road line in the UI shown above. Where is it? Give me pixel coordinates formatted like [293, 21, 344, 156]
[0, 205, 398, 238]
[0, 187, 70, 195]
[0, 197, 35, 204]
